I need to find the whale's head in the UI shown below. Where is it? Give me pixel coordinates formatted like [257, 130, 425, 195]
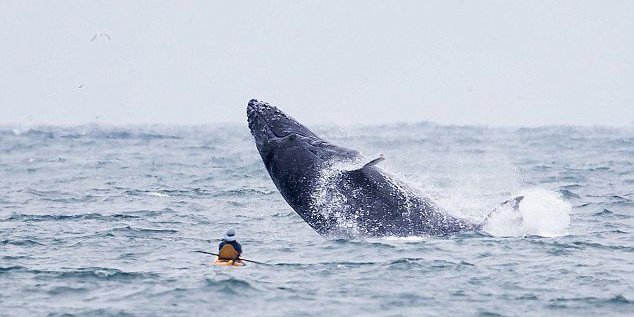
[247, 99, 363, 236]
[247, 99, 360, 172]
[246, 99, 320, 154]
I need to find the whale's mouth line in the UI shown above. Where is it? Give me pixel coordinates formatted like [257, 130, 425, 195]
[259, 116, 292, 140]
[247, 106, 277, 140]
[247, 103, 284, 139]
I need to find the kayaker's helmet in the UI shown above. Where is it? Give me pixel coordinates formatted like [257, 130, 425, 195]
[224, 228, 237, 242]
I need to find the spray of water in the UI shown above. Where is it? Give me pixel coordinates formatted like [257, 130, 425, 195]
[308, 152, 572, 239]
[483, 188, 571, 237]
[310, 160, 362, 236]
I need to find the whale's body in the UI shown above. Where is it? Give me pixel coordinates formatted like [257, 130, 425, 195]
[247, 99, 481, 237]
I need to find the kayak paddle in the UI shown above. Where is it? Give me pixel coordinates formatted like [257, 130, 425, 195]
[194, 250, 267, 265]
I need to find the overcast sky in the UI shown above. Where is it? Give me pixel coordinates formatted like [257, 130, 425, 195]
[1, 1, 632, 126]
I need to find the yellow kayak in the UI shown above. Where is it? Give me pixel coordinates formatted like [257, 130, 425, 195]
[214, 257, 246, 267]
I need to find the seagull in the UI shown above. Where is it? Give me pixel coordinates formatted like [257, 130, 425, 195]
[90, 33, 111, 41]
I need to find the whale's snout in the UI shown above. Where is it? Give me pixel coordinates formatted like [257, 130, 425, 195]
[246, 99, 273, 138]
[246, 99, 276, 129]
[247, 99, 280, 119]
[247, 99, 288, 152]
[246, 99, 291, 137]
[246, 99, 319, 151]
[247, 100, 265, 143]
[246, 99, 262, 118]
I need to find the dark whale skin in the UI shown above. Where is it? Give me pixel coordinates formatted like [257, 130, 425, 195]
[247, 99, 479, 237]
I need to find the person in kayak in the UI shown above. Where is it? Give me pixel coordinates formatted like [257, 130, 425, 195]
[217, 228, 242, 263]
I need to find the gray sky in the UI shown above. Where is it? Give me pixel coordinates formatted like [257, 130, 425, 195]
[1, 1, 632, 126]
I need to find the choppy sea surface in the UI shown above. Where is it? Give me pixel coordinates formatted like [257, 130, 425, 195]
[1, 123, 632, 316]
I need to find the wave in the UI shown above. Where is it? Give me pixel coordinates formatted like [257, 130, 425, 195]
[47, 286, 89, 295]
[594, 209, 631, 219]
[55, 267, 157, 281]
[570, 241, 634, 252]
[387, 258, 475, 270]
[526, 239, 633, 252]
[204, 277, 260, 295]
[121, 187, 275, 199]
[107, 226, 178, 236]
[274, 261, 378, 269]
[549, 294, 632, 306]
[4, 208, 179, 223]
[0, 265, 28, 274]
[3, 213, 140, 222]
[0, 266, 157, 281]
[24, 189, 99, 203]
[46, 308, 135, 317]
[1, 126, 181, 140]
[147, 192, 170, 197]
[212, 188, 276, 197]
[1, 239, 45, 246]
[558, 189, 581, 199]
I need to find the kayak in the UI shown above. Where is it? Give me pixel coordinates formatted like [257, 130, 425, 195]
[214, 257, 246, 267]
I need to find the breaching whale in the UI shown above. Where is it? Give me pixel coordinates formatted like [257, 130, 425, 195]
[247, 99, 513, 237]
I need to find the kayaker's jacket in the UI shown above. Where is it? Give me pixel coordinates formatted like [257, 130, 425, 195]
[218, 240, 242, 260]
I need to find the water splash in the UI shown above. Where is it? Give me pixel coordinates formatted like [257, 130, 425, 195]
[309, 158, 450, 237]
[483, 188, 571, 237]
[310, 159, 361, 236]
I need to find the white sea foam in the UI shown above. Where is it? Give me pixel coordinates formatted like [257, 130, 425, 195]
[376, 236, 429, 242]
[483, 188, 571, 237]
[148, 192, 169, 197]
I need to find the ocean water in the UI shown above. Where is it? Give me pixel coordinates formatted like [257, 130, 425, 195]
[0, 123, 632, 316]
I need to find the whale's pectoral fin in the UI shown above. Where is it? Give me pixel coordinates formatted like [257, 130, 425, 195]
[501, 195, 524, 210]
[362, 154, 385, 168]
[482, 195, 525, 225]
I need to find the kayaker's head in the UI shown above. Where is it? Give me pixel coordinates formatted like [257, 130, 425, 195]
[223, 227, 237, 242]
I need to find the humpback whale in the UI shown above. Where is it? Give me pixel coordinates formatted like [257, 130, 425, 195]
[247, 99, 508, 237]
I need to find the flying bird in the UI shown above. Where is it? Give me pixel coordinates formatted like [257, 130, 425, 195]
[90, 33, 111, 41]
